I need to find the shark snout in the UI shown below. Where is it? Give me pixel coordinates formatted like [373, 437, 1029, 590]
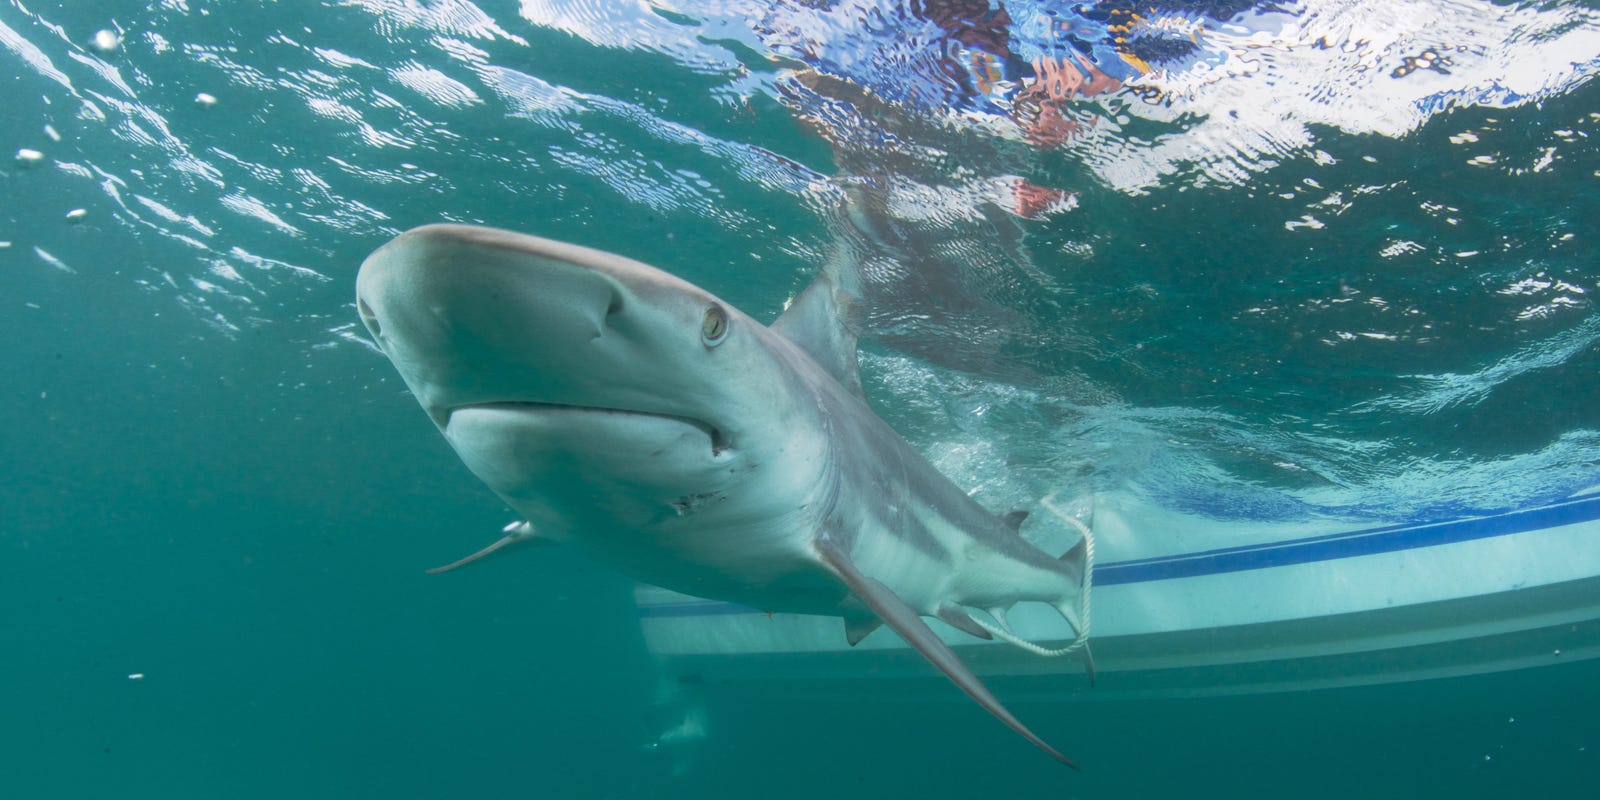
[356, 225, 637, 420]
[357, 223, 768, 445]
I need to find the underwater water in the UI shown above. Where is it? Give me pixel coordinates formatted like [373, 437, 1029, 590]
[3, 0, 1599, 797]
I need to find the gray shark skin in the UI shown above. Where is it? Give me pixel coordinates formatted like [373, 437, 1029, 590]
[356, 224, 1089, 766]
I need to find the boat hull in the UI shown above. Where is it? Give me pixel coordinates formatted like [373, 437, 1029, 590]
[635, 492, 1600, 699]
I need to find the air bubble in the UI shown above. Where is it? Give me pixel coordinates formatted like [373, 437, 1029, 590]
[91, 29, 122, 52]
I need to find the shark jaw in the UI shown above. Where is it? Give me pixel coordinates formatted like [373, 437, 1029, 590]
[443, 401, 728, 457]
[356, 223, 1087, 767]
[440, 400, 741, 528]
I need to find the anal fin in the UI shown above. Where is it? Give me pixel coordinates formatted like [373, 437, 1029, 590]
[937, 606, 993, 641]
[817, 540, 1077, 768]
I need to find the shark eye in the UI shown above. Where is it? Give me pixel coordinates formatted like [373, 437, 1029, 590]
[701, 304, 729, 347]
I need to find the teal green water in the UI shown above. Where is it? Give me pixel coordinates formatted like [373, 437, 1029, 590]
[4, 1, 1599, 797]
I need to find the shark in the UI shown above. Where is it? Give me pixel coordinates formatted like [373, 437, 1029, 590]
[355, 223, 1092, 766]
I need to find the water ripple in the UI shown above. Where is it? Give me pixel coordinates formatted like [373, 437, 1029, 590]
[1, 0, 1594, 518]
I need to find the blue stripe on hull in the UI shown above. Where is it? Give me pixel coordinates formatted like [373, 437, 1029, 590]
[1097, 494, 1600, 585]
[637, 494, 1600, 618]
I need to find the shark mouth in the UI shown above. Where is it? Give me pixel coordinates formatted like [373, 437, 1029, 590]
[443, 401, 730, 456]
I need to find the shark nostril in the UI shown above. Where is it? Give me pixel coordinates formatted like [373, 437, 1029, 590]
[591, 292, 624, 342]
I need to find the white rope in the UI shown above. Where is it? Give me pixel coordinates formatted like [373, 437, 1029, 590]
[969, 492, 1094, 657]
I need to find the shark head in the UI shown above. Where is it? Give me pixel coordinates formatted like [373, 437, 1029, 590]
[356, 224, 829, 539]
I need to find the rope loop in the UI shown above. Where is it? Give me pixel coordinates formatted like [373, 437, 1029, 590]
[970, 492, 1094, 657]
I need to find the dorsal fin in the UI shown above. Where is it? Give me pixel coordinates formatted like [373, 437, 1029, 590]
[771, 266, 865, 399]
[1002, 510, 1029, 532]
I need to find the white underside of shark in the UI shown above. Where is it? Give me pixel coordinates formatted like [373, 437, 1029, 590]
[356, 224, 1092, 765]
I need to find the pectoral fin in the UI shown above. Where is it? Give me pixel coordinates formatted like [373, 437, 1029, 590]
[426, 521, 544, 574]
[816, 540, 1077, 768]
